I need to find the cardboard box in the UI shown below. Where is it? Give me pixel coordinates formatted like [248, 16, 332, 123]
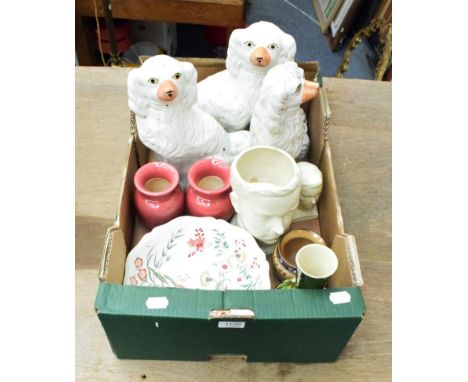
[95, 58, 365, 362]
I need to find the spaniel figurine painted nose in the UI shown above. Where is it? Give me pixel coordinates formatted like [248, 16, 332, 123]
[251, 46, 271, 67]
[250, 62, 319, 161]
[128, 55, 251, 188]
[157, 80, 178, 101]
[197, 21, 297, 132]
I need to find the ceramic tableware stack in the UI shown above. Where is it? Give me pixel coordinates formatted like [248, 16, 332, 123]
[125, 21, 336, 290]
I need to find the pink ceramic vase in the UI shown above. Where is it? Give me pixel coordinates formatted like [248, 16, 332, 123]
[133, 162, 184, 228]
[186, 158, 234, 220]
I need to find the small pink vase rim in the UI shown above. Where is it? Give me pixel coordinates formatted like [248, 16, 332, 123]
[134, 162, 180, 197]
[187, 158, 231, 196]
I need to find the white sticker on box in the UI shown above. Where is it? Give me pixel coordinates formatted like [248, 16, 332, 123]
[146, 296, 169, 309]
[218, 321, 245, 329]
[329, 291, 351, 305]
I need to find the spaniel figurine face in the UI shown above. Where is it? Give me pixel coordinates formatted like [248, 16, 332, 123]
[261, 61, 318, 108]
[128, 55, 198, 118]
[226, 21, 297, 77]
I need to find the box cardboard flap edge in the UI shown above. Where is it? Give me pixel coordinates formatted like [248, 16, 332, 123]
[95, 283, 365, 320]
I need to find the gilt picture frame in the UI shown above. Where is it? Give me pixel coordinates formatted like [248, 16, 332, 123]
[312, 0, 345, 33]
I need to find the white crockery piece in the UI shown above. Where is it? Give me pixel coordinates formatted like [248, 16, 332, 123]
[292, 162, 323, 222]
[297, 161, 322, 208]
[124, 216, 271, 290]
[230, 146, 301, 246]
[197, 21, 296, 132]
[127, 55, 250, 188]
[250, 62, 310, 160]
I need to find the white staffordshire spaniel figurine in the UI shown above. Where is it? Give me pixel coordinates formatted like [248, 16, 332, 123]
[250, 62, 319, 160]
[197, 21, 296, 132]
[128, 55, 250, 187]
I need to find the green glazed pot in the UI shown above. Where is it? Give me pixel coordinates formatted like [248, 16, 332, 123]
[295, 244, 338, 289]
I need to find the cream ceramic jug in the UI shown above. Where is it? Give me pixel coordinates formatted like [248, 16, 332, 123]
[230, 146, 302, 246]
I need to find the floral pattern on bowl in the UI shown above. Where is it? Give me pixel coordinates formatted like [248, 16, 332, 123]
[124, 216, 271, 290]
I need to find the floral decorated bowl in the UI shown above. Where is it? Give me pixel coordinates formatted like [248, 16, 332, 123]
[124, 216, 271, 290]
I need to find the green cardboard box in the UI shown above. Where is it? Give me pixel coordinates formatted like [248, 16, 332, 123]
[95, 59, 365, 362]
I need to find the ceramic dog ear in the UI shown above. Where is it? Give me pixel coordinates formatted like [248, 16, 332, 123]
[279, 32, 297, 62]
[180, 61, 198, 108]
[128, 68, 150, 118]
[225, 28, 245, 78]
